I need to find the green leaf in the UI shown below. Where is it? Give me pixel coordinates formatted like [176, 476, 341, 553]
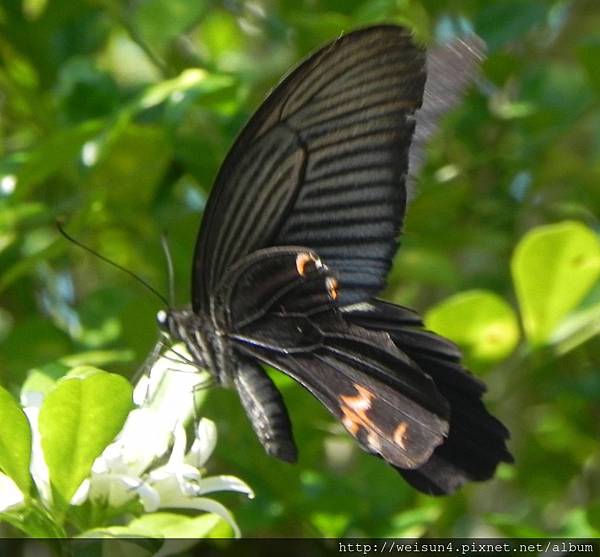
[199, 10, 245, 65]
[14, 121, 104, 192]
[551, 280, 600, 354]
[386, 506, 441, 537]
[426, 290, 519, 363]
[130, 512, 223, 538]
[475, 2, 550, 50]
[21, 352, 133, 403]
[21, 362, 70, 398]
[511, 221, 600, 346]
[135, 0, 206, 51]
[0, 384, 32, 494]
[2, 499, 66, 538]
[38, 368, 133, 512]
[310, 511, 350, 537]
[80, 514, 224, 557]
[588, 500, 600, 533]
[137, 70, 232, 113]
[79, 526, 160, 557]
[577, 38, 600, 94]
[0, 307, 13, 342]
[561, 508, 599, 537]
[60, 350, 135, 368]
[79, 525, 158, 538]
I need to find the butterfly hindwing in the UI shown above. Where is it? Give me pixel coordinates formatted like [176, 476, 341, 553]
[343, 300, 513, 494]
[211, 246, 336, 353]
[219, 248, 449, 469]
[192, 26, 426, 311]
[236, 338, 449, 470]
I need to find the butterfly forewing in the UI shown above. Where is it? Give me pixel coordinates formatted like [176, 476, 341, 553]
[192, 25, 426, 311]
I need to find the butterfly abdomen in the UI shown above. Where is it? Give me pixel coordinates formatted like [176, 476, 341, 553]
[233, 358, 298, 463]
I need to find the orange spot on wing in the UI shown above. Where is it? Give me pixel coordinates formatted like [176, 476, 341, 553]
[326, 277, 339, 300]
[393, 422, 408, 449]
[339, 384, 376, 440]
[367, 431, 381, 452]
[295, 252, 320, 276]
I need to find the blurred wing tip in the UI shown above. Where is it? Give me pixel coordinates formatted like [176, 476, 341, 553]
[448, 33, 487, 59]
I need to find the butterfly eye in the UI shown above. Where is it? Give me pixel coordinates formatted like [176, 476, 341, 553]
[156, 309, 169, 330]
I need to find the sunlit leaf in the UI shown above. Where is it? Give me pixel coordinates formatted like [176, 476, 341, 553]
[22, 0, 48, 20]
[78, 525, 158, 538]
[0, 385, 32, 494]
[21, 362, 69, 398]
[130, 512, 223, 539]
[561, 508, 599, 537]
[60, 350, 135, 368]
[199, 10, 245, 70]
[310, 511, 350, 537]
[512, 221, 600, 346]
[426, 289, 519, 363]
[386, 506, 441, 537]
[38, 368, 132, 511]
[79, 526, 160, 557]
[551, 280, 600, 354]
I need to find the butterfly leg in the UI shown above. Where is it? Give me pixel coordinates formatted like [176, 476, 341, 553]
[133, 335, 166, 385]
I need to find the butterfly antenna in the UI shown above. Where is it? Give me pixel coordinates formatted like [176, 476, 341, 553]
[56, 219, 169, 307]
[160, 231, 176, 307]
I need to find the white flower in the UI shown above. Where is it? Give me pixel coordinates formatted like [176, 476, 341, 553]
[12, 344, 253, 538]
[75, 344, 254, 537]
[0, 474, 25, 512]
[18, 390, 52, 507]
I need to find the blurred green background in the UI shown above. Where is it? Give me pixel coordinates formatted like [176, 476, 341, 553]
[1, 0, 600, 538]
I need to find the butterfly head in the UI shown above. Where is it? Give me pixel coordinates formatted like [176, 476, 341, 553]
[156, 309, 172, 334]
[155, 307, 212, 371]
[155, 308, 194, 340]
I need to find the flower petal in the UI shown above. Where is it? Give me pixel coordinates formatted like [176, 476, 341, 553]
[0, 473, 24, 512]
[70, 478, 90, 506]
[130, 479, 161, 512]
[22, 403, 52, 505]
[186, 418, 217, 468]
[194, 475, 254, 499]
[132, 374, 151, 406]
[167, 421, 187, 466]
[89, 472, 153, 509]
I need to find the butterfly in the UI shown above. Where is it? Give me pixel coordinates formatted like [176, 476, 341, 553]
[156, 24, 513, 495]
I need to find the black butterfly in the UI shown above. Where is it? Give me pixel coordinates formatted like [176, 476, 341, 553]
[156, 25, 513, 495]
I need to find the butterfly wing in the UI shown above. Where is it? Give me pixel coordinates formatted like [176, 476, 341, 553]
[192, 25, 426, 311]
[182, 25, 510, 491]
[217, 248, 450, 470]
[343, 299, 513, 494]
[407, 34, 486, 195]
